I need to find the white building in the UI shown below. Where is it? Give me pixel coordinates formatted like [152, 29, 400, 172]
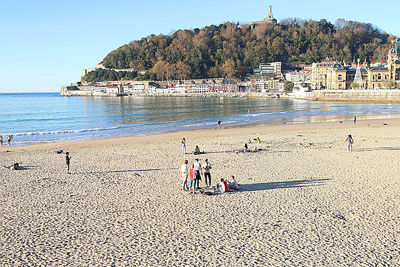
[285, 71, 306, 83]
[254, 62, 282, 76]
[124, 84, 145, 94]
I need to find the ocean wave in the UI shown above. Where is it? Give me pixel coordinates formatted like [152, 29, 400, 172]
[6, 127, 123, 137]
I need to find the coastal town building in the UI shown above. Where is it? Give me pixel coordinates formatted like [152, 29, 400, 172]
[253, 62, 282, 76]
[285, 71, 306, 83]
[310, 41, 400, 90]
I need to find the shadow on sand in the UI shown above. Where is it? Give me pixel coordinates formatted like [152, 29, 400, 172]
[240, 179, 329, 192]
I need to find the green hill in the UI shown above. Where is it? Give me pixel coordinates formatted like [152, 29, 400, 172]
[84, 19, 395, 82]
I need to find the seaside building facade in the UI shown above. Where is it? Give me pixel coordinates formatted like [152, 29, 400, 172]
[311, 45, 400, 90]
[253, 62, 282, 76]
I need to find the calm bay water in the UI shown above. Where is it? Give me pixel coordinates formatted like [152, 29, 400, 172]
[1, 92, 400, 146]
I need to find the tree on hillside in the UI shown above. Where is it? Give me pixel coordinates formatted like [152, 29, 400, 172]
[222, 59, 236, 78]
[284, 82, 294, 92]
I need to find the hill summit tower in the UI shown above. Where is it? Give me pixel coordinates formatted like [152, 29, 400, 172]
[242, 3, 278, 29]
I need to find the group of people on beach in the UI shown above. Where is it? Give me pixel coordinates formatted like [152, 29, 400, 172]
[0, 135, 13, 146]
[180, 157, 239, 195]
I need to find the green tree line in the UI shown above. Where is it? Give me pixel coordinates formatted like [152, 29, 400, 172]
[98, 18, 394, 81]
[82, 69, 137, 83]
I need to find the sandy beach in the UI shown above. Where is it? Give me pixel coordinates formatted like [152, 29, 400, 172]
[1, 118, 400, 265]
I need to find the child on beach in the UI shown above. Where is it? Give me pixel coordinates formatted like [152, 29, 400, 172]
[66, 152, 71, 174]
[189, 164, 195, 194]
[344, 134, 354, 151]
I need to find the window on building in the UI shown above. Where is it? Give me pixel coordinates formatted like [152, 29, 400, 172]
[378, 74, 381, 80]
[338, 74, 343, 81]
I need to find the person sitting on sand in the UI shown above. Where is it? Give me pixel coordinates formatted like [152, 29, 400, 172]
[193, 145, 204, 155]
[244, 143, 248, 152]
[4, 163, 20, 170]
[216, 178, 229, 193]
[229, 175, 239, 191]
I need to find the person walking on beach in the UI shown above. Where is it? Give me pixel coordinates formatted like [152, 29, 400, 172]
[202, 159, 212, 187]
[193, 159, 202, 189]
[66, 152, 71, 174]
[181, 138, 186, 154]
[180, 159, 189, 191]
[354, 116, 357, 124]
[217, 120, 221, 128]
[7, 135, 13, 146]
[344, 134, 354, 151]
[0, 135, 3, 145]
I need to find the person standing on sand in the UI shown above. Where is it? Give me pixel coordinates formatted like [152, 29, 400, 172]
[181, 138, 186, 154]
[181, 160, 189, 191]
[202, 159, 212, 187]
[193, 159, 202, 189]
[189, 164, 195, 194]
[354, 116, 357, 124]
[0, 135, 3, 145]
[66, 152, 71, 174]
[217, 120, 221, 128]
[344, 134, 354, 151]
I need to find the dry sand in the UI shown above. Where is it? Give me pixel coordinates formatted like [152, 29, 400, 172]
[1, 119, 400, 265]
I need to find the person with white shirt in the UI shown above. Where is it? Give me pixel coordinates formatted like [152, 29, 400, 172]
[202, 159, 212, 187]
[193, 159, 202, 189]
[180, 160, 189, 191]
[229, 175, 239, 191]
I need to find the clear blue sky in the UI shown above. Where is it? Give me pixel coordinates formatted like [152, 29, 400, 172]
[0, 0, 398, 92]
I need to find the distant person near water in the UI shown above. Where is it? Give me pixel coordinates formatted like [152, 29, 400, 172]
[217, 120, 221, 128]
[354, 116, 357, 124]
[180, 159, 189, 191]
[0, 135, 3, 145]
[66, 152, 71, 174]
[181, 138, 186, 154]
[7, 135, 13, 146]
[202, 159, 212, 187]
[344, 134, 354, 151]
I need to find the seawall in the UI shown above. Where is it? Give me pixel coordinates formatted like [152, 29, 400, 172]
[311, 90, 400, 103]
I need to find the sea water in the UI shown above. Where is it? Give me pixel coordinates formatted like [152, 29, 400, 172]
[1, 92, 400, 146]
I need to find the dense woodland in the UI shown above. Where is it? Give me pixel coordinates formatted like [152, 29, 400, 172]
[83, 18, 396, 82]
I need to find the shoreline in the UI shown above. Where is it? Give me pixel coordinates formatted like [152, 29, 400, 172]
[2, 116, 399, 153]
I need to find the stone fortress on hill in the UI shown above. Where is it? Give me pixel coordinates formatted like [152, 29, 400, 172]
[239, 4, 277, 29]
[62, 3, 400, 98]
